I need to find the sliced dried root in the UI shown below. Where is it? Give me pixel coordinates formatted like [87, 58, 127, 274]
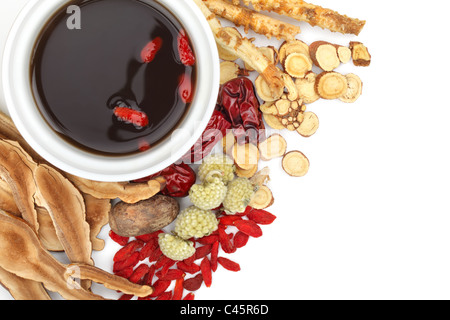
[337, 46, 352, 64]
[284, 53, 313, 78]
[309, 41, 341, 71]
[295, 72, 320, 104]
[250, 167, 271, 187]
[315, 72, 348, 100]
[340, 74, 363, 103]
[258, 134, 287, 161]
[217, 43, 239, 61]
[255, 75, 284, 102]
[297, 112, 319, 137]
[235, 163, 258, 178]
[232, 143, 260, 170]
[222, 130, 236, 156]
[249, 185, 274, 209]
[349, 41, 371, 67]
[279, 101, 304, 131]
[246, 46, 277, 71]
[282, 151, 310, 177]
[260, 101, 278, 115]
[204, 0, 301, 41]
[263, 113, 285, 130]
[282, 73, 299, 101]
[220, 61, 249, 85]
[279, 40, 311, 66]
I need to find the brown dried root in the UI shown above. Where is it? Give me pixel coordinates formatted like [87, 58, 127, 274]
[0, 210, 152, 300]
[220, 61, 249, 84]
[242, 0, 366, 35]
[309, 41, 341, 71]
[0, 266, 50, 300]
[315, 72, 348, 100]
[249, 185, 274, 209]
[204, 0, 301, 40]
[295, 72, 320, 104]
[297, 112, 319, 137]
[193, 0, 285, 100]
[340, 74, 363, 103]
[66, 174, 166, 204]
[282, 151, 310, 177]
[258, 134, 287, 161]
[349, 41, 371, 67]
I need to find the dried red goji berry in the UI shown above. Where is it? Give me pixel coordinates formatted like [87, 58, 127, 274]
[142, 264, 156, 286]
[113, 240, 144, 262]
[156, 269, 185, 281]
[233, 231, 250, 248]
[136, 230, 163, 242]
[128, 264, 150, 284]
[172, 277, 184, 300]
[210, 241, 219, 272]
[109, 230, 129, 246]
[217, 257, 241, 272]
[118, 294, 134, 300]
[155, 255, 173, 269]
[233, 220, 263, 238]
[148, 247, 163, 263]
[138, 239, 158, 261]
[114, 266, 134, 279]
[177, 30, 195, 66]
[183, 293, 195, 300]
[159, 259, 176, 278]
[113, 251, 140, 272]
[246, 209, 277, 225]
[183, 274, 203, 292]
[195, 244, 212, 260]
[200, 257, 212, 288]
[140, 37, 163, 63]
[176, 261, 201, 274]
[196, 234, 219, 245]
[218, 227, 236, 254]
[219, 215, 242, 226]
[155, 291, 172, 300]
[150, 279, 172, 298]
[183, 252, 196, 266]
[113, 107, 149, 128]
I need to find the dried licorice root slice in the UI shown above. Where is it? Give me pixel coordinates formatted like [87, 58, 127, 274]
[220, 61, 248, 85]
[284, 52, 313, 78]
[249, 185, 274, 209]
[263, 113, 285, 130]
[295, 72, 320, 104]
[315, 72, 348, 100]
[258, 133, 287, 161]
[297, 112, 319, 138]
[349, 41, 371, 67]
[282, 151, 310, 177]
[278, 39, 311, 66]
[339, 73, 363, 103]
[309, 41, 341, 71]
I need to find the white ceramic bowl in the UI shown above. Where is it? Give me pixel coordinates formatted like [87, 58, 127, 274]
[2, 0, 219, 182]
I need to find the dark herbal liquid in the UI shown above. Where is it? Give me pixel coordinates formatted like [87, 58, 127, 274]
[31, 0, 196, 156]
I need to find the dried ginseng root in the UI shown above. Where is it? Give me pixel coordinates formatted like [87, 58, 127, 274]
[297, 112, 319, 138]
[258, 134, 287, 161]
[340, 74, 363, 103]
[282, 151, 310, 177]
[0, 210, 152, 300]
[315, 72, 348, 100]
[309, 41, 341, 72]
[349, 41, 371, 67]
[220, 61, 248, 85]
[249, 186, 274, 209]
[66, 174, 166, 204]
[204, 0, 301, 40]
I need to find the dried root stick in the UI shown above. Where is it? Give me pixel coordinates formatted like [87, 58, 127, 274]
[204, 0, 301, 40]
[242, 0, 366, 35]
[193, 0, 284, 100]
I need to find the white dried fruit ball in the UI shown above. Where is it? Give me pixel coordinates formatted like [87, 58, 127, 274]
[198, 154, 235, 184]
[174, 206, 219, 239]
[223, 177, 256, 215]
[158, 233, 195, 261]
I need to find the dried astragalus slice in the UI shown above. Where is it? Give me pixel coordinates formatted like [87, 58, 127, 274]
[295, 72, 320, 104]
[284, 52, 313, 78]
[282, 151, 310, 177]
[315, 72, 348, 100]
[297, 112, 320, 138]
[249, 185, 274, 210]
[258, 134, 287, 161]
[340, 73, 363, 103]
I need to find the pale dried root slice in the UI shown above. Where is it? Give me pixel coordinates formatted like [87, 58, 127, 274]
[284, 53, 313, 78]
[349, 41, 371, 67]
[222, 130, 236, 157]
[0, 210, 152, 300]
[220, 61, 249, 84]
[280, 101, 304, 131]
[282, 151, 310, 177]
[263, 113, 285, 130]
[336, 46, 352, 64]
[315, 72, 348, 100]
[297, 112, 319, 137]
[246, 46, 277, 71]
[255, 75, 284, 102]
[309, 41, 341, 71]
[232, 143, 260, 170]
[204, 0, 301, 41]
[260, 101, 278, 115]
[258, 133, 287, 161]
[250, 167, 271, 187]
[235, 163, 258, 178]
[242, 0, 366, 36]
[278, 40, 311, 66]
[66, 174, 166, 204]
[282, 73, 299, 101]
[0, 266, 50, 300]
[249, 185, 274, 209]
[295, 72, 320, 104]
[340, 73, 363, 103]
[274, 99, 291, 116]
[217, 43, 239, 61]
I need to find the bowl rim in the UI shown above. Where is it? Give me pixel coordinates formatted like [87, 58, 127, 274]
[2, 0, 219, 182]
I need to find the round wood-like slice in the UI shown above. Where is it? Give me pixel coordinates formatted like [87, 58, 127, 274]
[263, 113, 285, 130]
[282, 151, 310, 177]
[309, 41, 341, 71]
[255, 75, 283, 102]
[284, 53, 313, 78]
[297, 112, 319, 137]
[232, 143, 260, 170]
[258, 133, 287, 161]
[339, 73, 363, 103]
[295, 72, 320, 104]
[235, 163, 258, 178]
[249, 186, 274, 209]
[315, 72, 348, 100]
[279, 40, 311, 66]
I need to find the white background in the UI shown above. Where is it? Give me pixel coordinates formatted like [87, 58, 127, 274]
[1, 0, 450, 300]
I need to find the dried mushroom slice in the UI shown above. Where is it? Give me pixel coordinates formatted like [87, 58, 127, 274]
[36, 205, 64, 252]
[282, 151, 310, 177]
[83, 194, 111, 251]
[263, 113, 285, 130]
[295, 72, 320, 104]
[258, 134, 287, 161]
[297, 112, 319, 137]
[0, 211, 152, 300]
[220, 61, 248, 85]
[339, 73, 363, 103]
[315, 72, 348, 100]
[249, 185, 274, 209]
[0, 266, 50, 300]
[284, 53, 313, 78]
[0, 178, 20, 217]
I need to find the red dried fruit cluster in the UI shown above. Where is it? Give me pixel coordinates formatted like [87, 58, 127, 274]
[109, 206, 276, 300]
